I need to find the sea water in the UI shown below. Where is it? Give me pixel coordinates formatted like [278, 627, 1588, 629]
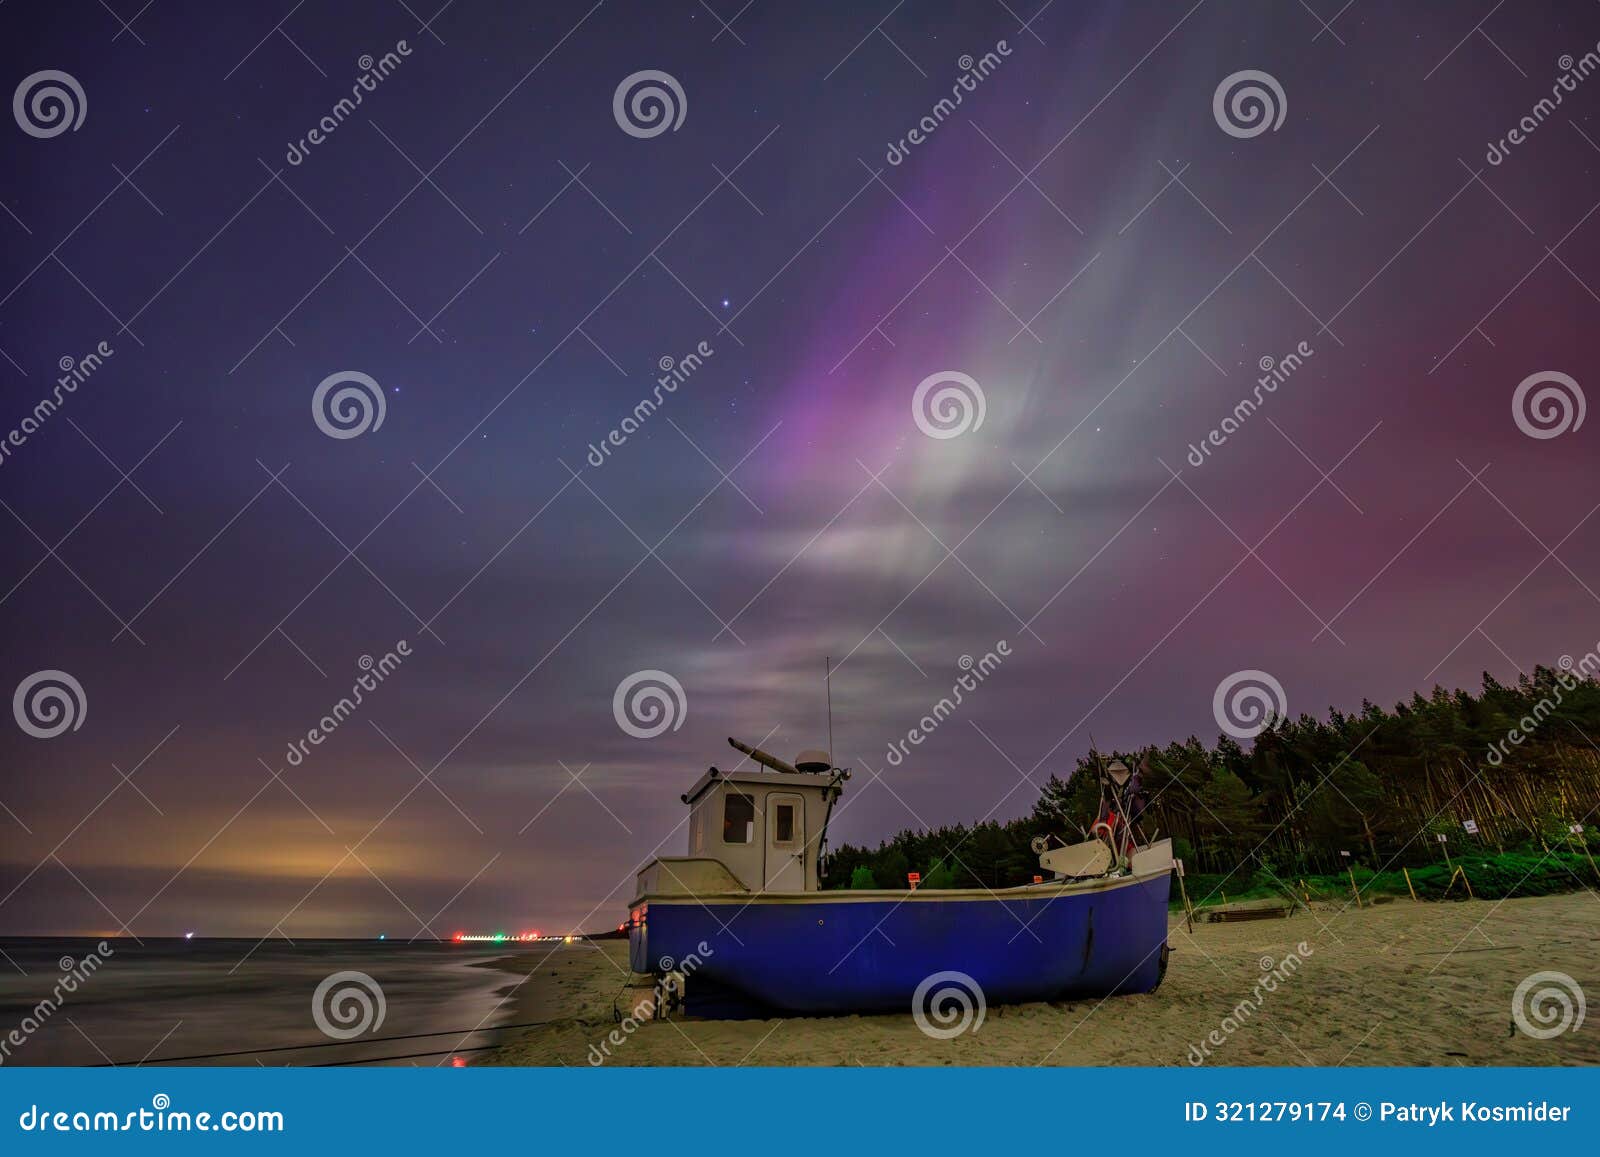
[0, 937, 527, 1066]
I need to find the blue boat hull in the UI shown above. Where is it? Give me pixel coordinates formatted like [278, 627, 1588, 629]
[630, 872, 1171, 1017]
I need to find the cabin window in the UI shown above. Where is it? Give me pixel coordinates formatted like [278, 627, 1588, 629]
[723, 793, 755, 844]
[773, 802, 796, 844]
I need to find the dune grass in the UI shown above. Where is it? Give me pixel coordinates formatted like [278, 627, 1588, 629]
[1176, 848, 1600, 910]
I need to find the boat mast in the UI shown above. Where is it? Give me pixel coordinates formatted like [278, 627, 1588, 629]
[825, 656, 834, 761]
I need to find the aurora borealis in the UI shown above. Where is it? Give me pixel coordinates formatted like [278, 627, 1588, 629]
[1, 0, 1597, 936]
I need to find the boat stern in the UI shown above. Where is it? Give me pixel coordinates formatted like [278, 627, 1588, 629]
[629, 856, 748, 975]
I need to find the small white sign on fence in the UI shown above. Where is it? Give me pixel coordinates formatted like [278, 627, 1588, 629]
[1572, 824, 1586, 835]
[1463, 819, 1479, 835]
[1436, 833, 1447, 843]
[1339, 850, 1351, 858]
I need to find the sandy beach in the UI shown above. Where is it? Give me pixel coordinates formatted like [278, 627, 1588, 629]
[479, 893, 1598, 1066]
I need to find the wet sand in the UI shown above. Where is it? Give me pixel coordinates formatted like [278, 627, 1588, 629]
[480, 892, 1599, 1066]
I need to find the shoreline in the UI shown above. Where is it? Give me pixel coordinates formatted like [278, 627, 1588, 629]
[470, 942, 628, 1060]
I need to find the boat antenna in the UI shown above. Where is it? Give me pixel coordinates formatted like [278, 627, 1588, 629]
[825, 656, 834, 766]
[817, 657, 845, 883]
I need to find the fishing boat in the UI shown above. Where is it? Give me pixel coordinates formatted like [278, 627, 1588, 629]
[628, 738, 1173, 1018]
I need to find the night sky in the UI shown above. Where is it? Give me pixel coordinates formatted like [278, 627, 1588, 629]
[2, 0, 1598, 938]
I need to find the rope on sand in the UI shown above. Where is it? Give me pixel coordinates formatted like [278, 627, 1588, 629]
[94, 1019, 557, 1066]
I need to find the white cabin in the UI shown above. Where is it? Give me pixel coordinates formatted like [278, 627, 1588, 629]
[633, 741, 848, 903]
[676, 766, 838, 893]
